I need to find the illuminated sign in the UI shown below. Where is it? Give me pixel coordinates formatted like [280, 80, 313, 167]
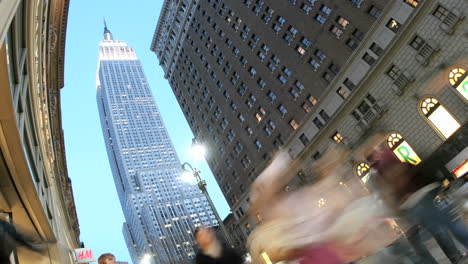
[75, 248, 95, 264]
[392, 141, 421, 165]
[261, 252, 272, 264]
[456, 75, 468, 100]
[452, 160, 468, 178]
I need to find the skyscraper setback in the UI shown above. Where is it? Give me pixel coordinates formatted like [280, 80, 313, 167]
[96, 24, 216, 264]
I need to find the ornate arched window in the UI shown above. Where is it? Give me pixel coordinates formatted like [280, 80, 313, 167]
[448, 67, 467, 100]
[356, 162, 370, 183]
[386, 132, 421, 165]
[420, 97, 460, 139]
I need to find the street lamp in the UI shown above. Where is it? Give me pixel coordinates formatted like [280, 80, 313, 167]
[181, 138, 235, 247]
[141, 253, 151, 264]
[181, 162, 235, 247]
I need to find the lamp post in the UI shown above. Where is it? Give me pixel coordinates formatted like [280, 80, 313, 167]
[181, 162, 235, 247]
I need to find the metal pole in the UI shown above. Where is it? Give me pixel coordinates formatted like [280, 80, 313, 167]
[193, 168, 235, 248]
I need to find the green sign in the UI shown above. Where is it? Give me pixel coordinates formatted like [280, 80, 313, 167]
[456, 75, 468, 100]
[393, 141, 421, 165]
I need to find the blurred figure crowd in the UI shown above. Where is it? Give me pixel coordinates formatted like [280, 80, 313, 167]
[246, 132, 468, 264]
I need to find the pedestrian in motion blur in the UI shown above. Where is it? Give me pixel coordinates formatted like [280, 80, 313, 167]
[362, 133, 468, 264]
[98, 253, 117, 264]
[0, 217, 45, 264]
[194, 227, 244, 264]
[247, 148, 397, 264]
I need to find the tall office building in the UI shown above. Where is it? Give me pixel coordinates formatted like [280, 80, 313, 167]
[151, 0, 390, 239]
[96, 24, 216, 264]
[152, 0, 467, 243]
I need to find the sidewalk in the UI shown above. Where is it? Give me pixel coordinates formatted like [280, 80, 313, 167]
[356, 235, 464, 264]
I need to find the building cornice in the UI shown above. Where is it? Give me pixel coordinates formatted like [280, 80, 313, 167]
[150, 0, 173, 52]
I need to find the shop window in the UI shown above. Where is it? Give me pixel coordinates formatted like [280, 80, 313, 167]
[448, 67, 468, 100]
[387, 132, 421, 165]
[420, 97, 460, 139]
[356, 162, 370, 183]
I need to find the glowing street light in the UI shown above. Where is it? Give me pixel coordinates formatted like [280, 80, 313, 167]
[141, 254, 151, 264]
[181, 139, 235, 247]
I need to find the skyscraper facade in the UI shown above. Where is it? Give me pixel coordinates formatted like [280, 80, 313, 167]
[96, 25, 216, 264]
[151, 0, 390, 240]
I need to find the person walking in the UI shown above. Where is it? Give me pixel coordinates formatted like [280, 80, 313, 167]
[194, 227, 243, 264]
[362, 134, 468, 264]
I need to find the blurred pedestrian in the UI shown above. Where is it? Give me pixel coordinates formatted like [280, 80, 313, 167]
[248, 148, 397, 264]
[98, 253, 117, 264]
[362, 133, 468, 264]
[194, 227, 243, 264]
[0, 218, 45, 264]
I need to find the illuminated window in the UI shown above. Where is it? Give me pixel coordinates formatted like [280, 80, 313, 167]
[289, 119, 299, 130]
[386, 18, 401, 33]
[404, 0, 419, 7]
[387, 132, 421, 165]
[332, 132, 344, 143]
[448, 67, 468, 100]
[420, 97, 460, 139]
[356, 162, 370, 183]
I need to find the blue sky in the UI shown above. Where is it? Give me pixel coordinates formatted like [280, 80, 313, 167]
[61, 1, 230, 263]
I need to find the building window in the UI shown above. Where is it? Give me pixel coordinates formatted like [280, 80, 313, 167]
[356, 162, 370, 183]
[278, 74, 288, 84]
[328, 63, 340, 75]
[238, 113, 245, 122]
[319, 109, 330, 122]
[309, 59, 320, 71]
[420, 97, 460, 139]
[277, 16, 286, 24]
[410, 35, 425, 51]
[308, 95, 318, 105]
[302, 3, 312, 13]
[249, 67, 257, 76]
[336, 16, 349, 28]
[283, 67, 293, 76]
[322, 72, 334, 83]
[448, 67, 468, 100]
[346, 38, 358, 50]
[386, 18, 401, 33]
[368, 5, 382, 18]
[264, 126, 272, 136]
[386, 65, 401, 80]
[404, 0, 419, 7]
[267, 62, 277, 72]
[258, 78, 267, 88]
[432, 5, 449, 20]
[288, 26, 299, 35]
[315, 14, 327, 24]
[336, 87, 349, 99]
[283, 34, 293, 43]
[296, 46, 306, 55]
[255, 139, 263, 149]
[387, 132, 422, 165]
[343, 78, 356, 90]
[289, 88, 299, 99]
[313, 117, 324, 129]
[302, 103, 312, 113]
[362, 52, 376, 66]
[278, 104, 288, 115]
[246, 127, 254, 135]
[301, 37, 311, 47]
[353, 29, 364, 40]
[295, 80, 305, 91]
[290, 119, 299, 130]
[314, 49, 326, 61]
[321, 5, 332, 15]
[330, 26, 343, 38]
[369, 42, 384, 56]
[299, 133, 310, 146]
[268, 90, 277, 101]
[332, 131, 344, 143]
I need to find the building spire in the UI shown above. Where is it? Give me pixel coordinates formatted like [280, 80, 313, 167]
[103, 17, 113, 41]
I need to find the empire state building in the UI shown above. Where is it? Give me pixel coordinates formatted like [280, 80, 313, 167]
[96, 23, 216, 264]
